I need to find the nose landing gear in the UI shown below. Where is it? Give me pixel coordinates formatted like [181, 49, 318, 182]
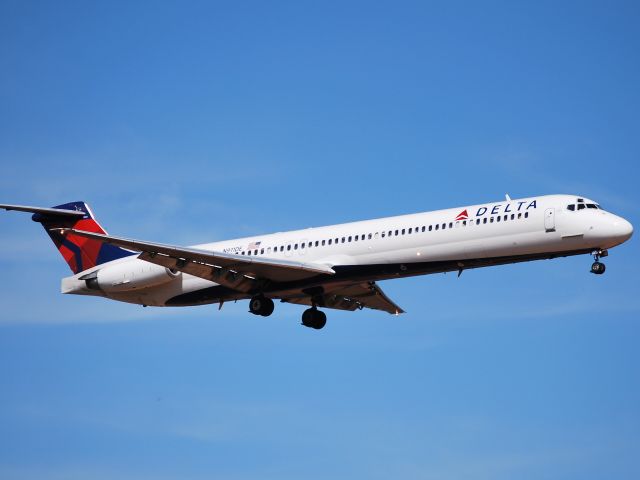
[590, 249, 607, 275]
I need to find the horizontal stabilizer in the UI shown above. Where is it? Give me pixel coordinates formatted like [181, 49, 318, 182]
[0, 203, 86, 218]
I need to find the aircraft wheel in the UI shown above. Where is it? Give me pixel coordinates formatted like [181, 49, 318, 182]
[249, 295, 275, 316]
[301, 308, 326, 329]
[590, 261, 606, 275]
[260, 297, 275, 316]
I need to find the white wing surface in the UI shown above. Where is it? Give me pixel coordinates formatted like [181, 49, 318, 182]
[56, 228, 334, 292]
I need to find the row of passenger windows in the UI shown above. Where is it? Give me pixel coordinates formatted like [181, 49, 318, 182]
[239, 212, 530, 256]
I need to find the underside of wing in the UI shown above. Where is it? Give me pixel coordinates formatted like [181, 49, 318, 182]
[56, 228, 335, 293]
[281, 281, 404, 315]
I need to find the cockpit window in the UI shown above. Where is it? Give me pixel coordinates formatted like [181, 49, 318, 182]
[568, 202, 600, 212]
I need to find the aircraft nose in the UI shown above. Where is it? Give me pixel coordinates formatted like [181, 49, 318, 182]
[612, 216, 633, 243]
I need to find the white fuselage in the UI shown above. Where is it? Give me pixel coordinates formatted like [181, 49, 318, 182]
[61, 194, 633, 307]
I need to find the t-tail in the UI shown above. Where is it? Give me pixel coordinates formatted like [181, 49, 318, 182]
[1, 201, 134, 274]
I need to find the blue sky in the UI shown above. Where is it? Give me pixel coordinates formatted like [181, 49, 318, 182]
[0, 1, 639, 478]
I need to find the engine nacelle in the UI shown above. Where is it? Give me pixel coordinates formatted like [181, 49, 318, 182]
[85, 261, 180, 293]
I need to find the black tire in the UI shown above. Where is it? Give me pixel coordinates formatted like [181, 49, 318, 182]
[260, 297, 275, 317]
[313, 310, 327, 330]
[591, 262, 606, 275]
[249, 296, 264, 315]
[301, 308, 315, 327]
[301, 308, 327, 329]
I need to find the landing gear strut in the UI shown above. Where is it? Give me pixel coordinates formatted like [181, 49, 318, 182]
[301, 307, 327, 330]
[249, 295, 275, 316]
[590, 249, 607, 275]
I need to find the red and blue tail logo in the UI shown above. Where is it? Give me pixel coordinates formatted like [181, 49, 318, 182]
[33, 201, 134, 274]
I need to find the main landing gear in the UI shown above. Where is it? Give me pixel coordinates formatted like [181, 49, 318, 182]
[248, 295, 327, 329]
[249, 295, 275, 317]
[301, 307, 327, 330]
[590, 249, 607, 275]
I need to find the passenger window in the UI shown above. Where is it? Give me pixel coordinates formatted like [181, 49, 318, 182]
[517, 213, 522, 219]
[442, 223, 446, 230]
[429, 225, 432, 231]
[395, 230, 399, 236]
[476, 219, 480, 225]
[328, 239, 332, 245]
[361, 234, 365, 240]
[261, 248, 264, 254]
[449, 222, 453, 228]
[402, 229, 405, 235]
[490, 217, 494, 223]
[294, 244, 298, 250]
[511, 214, 515, 220]
[322, 240, 325, 246]
[435, 224, 439, 230]
[368, 233, 372, 239]
[463, 220, 467, 226]
[381, 232, 385, 238]
[524, 212, 529, 218]
[287, 245, 291, 251]
[341, 237, 345, 243]
[496, 216, 501, 222]
[483, 218, 488, 224]
[348, 236, 352, 242]
[267, 247, 271, 254]
[503, 215, 507, 221]
[408, 228, 412, 234]
[422, 226, 426, 232]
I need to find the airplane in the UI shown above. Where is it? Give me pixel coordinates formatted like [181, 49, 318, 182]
[0, 194, 633, 329]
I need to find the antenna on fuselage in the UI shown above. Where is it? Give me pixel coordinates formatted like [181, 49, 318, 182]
[505, 193, 511, 201]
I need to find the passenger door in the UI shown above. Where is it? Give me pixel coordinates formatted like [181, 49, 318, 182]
[544, 208, 556, 232]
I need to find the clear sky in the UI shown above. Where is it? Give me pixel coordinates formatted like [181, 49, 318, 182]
[0, 1, 639, 479]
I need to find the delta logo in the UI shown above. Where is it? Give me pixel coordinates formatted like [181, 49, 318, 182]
[453, 200, 538, 221]
[455, 209, 468, 221]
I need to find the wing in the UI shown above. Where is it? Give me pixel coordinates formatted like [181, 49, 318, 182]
[281, 281, 405, 315]
[56, 228, 334, 292]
